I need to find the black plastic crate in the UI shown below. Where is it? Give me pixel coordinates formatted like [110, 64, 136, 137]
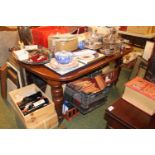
[65, 95, 108, 115]
[64, 68, 119, 114]
[64, 85, 111, 114]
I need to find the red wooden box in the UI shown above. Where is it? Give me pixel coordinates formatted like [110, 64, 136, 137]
[31, 26, 69, 47]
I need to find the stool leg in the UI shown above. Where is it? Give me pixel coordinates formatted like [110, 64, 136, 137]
[0, 64, 7, 99]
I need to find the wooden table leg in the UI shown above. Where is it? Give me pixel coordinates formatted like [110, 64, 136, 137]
[48, 80, 64, 121]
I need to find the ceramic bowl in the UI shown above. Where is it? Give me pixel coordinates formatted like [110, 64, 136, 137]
[55, 51, 73, 64]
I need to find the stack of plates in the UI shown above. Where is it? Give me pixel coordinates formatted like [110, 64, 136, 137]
[49, 58, 79, 70]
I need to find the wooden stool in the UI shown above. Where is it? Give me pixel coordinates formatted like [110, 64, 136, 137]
[104, 98, 155, 129]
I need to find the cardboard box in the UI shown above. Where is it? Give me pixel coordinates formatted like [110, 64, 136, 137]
[9, 84, 58, 129]
[127, 26, 155, 35]
[122, 77, 155, 115]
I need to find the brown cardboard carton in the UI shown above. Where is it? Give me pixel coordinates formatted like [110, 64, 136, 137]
[122, 77, 155, 115]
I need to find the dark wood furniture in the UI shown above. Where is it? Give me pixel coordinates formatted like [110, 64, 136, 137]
[15, 49, 131, 120]
[104, 98, 155, 129]
[118, 30, 155, 48]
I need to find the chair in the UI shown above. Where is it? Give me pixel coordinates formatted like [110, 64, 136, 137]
[129, 56, 148, 80]
[0, 61, 22, 100]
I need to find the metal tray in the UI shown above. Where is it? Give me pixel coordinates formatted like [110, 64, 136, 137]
[21, 56, 50, 65]
[20, 49, 51, 65]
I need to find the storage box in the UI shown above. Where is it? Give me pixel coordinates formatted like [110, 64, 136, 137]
[127, 26, 155, 35]
[64, 85, 109, 114]
[9, 84, 58, 129]
[64, 68, 119, 114]
[122, 77, 155, 116]
[48, 34, 78, 51]
[31, 26, 69, 48]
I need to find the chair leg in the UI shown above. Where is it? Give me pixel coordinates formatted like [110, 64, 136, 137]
[0, 64, 7, 99]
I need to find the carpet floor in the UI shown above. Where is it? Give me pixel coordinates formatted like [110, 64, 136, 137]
[0, 68, 131, 129]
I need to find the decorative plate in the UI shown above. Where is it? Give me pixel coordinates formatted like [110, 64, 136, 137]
[49, 58, 79, 70]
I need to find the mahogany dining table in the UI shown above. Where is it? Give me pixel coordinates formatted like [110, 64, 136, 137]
[17, 48, 132, 121]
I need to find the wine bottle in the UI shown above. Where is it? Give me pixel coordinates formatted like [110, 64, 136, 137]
[22, 97, 49, 115]
[19, 91, 42, 108]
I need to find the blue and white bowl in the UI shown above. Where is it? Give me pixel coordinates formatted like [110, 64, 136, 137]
[55, 51, 73, 64]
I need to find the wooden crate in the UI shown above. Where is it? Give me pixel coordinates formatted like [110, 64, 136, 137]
[9, 84, 58, 129]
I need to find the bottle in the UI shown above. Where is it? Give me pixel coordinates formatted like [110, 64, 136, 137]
[62, 100, 73, 115]
[78, 40, 85, 50]
[19, 91, 43, 108]
[22, 97, 49, 115]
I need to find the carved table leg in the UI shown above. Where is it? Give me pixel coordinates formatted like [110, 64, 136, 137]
[48, 80, 64, 121]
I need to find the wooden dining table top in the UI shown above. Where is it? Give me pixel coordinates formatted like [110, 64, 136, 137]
[17, 49, 132, 83]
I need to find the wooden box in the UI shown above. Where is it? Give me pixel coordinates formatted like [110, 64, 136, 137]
[127, 26, 155, 35]
[31, 26, 69, 48]
[9, 84, 58, 129]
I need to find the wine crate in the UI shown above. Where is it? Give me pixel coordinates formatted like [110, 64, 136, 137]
[9, 84, 58, 129]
